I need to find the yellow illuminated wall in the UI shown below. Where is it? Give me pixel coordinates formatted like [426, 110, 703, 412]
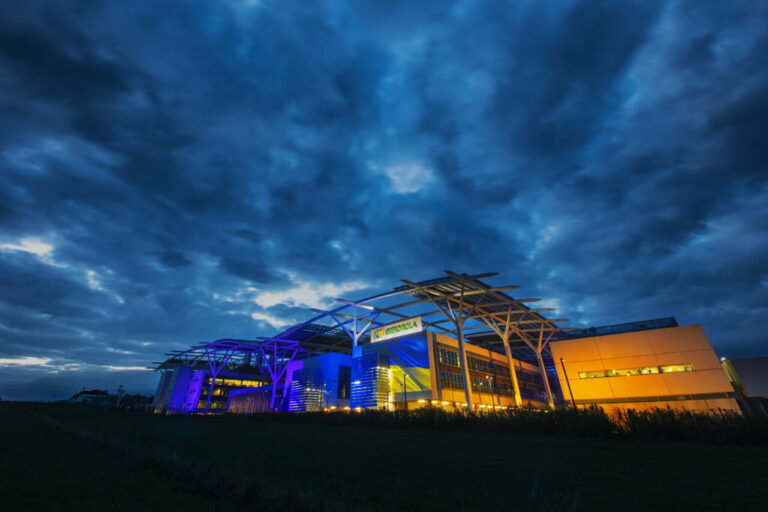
[549, 324, 740, 414]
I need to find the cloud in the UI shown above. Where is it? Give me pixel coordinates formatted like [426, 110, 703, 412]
[376, 161, 437, 194]
[0, 356, 54, 367]
[0, 0, 766, 400]
[0, 237, 66, 267]
[251, 279, 372, 310]
[101, 365, 150, 372]
[249, 312, 294, 329]
[85, 270, 103, 291]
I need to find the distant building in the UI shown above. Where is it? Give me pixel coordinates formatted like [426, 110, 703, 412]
[68, 389, 113, 407]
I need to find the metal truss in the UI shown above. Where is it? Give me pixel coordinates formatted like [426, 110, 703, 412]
[153, 271, 576, 414]
[252, 338, 303, 411]
[157, 338, 303, 413]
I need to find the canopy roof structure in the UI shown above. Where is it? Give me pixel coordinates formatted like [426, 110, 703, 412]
[265, 271, 576, 361]
[156, 271, 576, 365]
[154, 338, 304, 412]
[153, 271, 576, 410]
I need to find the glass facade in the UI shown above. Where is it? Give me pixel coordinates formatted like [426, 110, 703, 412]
[467, 356, 511, 378]
[351, 352, 389, 408]
[439, 347, 512, 378]
[337, 365, 351, 399]
[438, 347, 459, 367]
[198, 375, 267, 410]
[439, 371, 464, 390]
[288, 366, 323, 412]
[435, 344, 542, 400]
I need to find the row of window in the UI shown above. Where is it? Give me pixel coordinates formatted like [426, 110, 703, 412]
[578, 364, 694, 379]
[207, 378, 265, 388]
[439, 371, 465, 390]
[438, 346, 547, 391]
[516, 371, 543, 385]
[200, 388, 228, 397]
[467, 356, 511, 378]
[470, 377, 515, 397]
[437, 347, 511, 378]
[438, 347, 460, 367]
[196, 399, 227, 409]
[440, 371, 517, 397]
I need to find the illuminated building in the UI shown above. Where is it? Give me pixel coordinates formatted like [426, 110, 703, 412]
[550, 321, 740, 413]
[151, 272, 742, 415]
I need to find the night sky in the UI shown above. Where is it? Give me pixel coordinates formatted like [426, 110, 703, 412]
[1, 1, 767, 401]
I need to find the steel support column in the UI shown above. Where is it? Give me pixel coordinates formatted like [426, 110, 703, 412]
[502, 337, 523, 408]
[204, 346, 236, 413]
[328, 303, 380, 349]
[536, 326, 556, 409]
[456, 317, 473, 413]
[424, 283, 480, 414]
[254, 339, 302, 411]
[482, 309, 523, 408]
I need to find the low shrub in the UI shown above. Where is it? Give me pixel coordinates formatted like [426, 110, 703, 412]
[226, 405, 768, 444]
[615, 407, 768, 444]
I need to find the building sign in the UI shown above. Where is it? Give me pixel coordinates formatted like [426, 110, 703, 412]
[371, 317, 423, 343]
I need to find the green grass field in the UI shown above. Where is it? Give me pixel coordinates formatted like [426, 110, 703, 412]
[0, 404, 208, 512]
[2, 403, 767, 511]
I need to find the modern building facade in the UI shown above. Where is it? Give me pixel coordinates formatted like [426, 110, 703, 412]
[550, 323, 740, 413]
[153, 332, 554, 414]
[151, 272, 744, 416]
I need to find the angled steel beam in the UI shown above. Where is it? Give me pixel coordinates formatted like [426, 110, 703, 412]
[480, 309, 523, 407]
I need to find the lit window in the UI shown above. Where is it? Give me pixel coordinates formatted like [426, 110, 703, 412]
[660, 364, 693, 373]
[578, 371, 605, 379]
[605, 367, 658, 377]
[439, 347, 459, 367]
[578, 365, 691, 379]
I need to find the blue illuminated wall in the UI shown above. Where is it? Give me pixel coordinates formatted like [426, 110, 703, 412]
[288, 365, 323, 412]
[351, 332, 432, 408]
[285, 352, 353, 412]
[183, 370, 206, 412]
[228, 386, 273, 414]
[351, 352, 389, 408]
[166, 366, 193, 413]
[155, 367, 270, 414]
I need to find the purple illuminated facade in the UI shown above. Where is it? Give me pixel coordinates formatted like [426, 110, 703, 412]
[153, 339, 305, 414]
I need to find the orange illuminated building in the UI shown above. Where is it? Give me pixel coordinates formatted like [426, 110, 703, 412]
[550, 324, 740, 414]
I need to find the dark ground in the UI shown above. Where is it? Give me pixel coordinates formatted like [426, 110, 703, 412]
[1, 403, 766, 511]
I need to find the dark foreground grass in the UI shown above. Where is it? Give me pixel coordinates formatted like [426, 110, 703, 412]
[7, 403, 768, 512]
[0, 404, 209, 512]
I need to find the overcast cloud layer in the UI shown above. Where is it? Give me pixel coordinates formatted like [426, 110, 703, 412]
[1, 1, 766, 400]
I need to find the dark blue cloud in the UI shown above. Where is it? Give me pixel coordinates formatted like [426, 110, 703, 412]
[0, 0, 766, 400]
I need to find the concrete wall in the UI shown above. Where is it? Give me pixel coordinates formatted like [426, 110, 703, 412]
[549, 324, 740, 414]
